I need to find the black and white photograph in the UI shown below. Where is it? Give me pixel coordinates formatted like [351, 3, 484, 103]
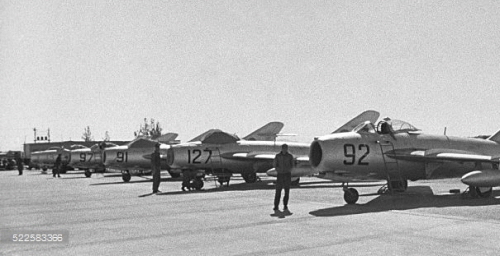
[1, 1, 500, 255]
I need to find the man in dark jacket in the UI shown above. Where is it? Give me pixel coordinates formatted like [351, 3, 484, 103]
[53, 154, 62, 178]
[273, 144, 294, 211]
[16, 153, 23, 175]
[151, 143, 162, 194]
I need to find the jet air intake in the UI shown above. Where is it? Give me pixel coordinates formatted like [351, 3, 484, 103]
[310, 141, 323, 168]
[166, 148, 174, 167]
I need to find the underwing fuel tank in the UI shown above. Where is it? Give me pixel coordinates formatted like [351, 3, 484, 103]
[461, 169, 500, 187]
[266, 167, 315, 178]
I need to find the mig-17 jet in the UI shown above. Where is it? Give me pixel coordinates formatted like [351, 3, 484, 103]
[103, 133, 179, 182]
[166, 122, 290, 190]
[310, 111, 500, 204]
[30, 146, 73, 173]
[67, 142, 119, 178]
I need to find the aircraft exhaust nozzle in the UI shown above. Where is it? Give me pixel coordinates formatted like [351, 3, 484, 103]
[461, 169, 500, 187]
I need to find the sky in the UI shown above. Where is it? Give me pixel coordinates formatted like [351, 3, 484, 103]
[1, 0, 499, 151]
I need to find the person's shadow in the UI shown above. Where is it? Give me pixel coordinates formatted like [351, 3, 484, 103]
[270, 209, 293, 219]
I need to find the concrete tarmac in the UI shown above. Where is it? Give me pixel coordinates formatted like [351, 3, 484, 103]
[2, 169, 500, 255]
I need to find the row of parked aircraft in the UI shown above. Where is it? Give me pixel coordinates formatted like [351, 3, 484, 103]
[30, 110, 500, 204]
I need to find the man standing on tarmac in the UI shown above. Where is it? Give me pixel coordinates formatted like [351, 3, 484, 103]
[151, 143, 162, 194]
[273, 144, 294, 211]
[16, 153, 23, 175]
[53, 154, 62, 178]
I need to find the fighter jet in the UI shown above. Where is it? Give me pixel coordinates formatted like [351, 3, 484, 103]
[103, 133, 179, 182]
[67, 142, 119, 178]
[30, 146, 72, 173]
[166, 122, 293, 190]
[310, 111, 500, 204]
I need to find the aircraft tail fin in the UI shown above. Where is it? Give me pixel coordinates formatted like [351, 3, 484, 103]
[243, 122, 284, 141]
[487, 129, 500, 143]
[331, 110, 380, 133]
[156, 133, 179, 143]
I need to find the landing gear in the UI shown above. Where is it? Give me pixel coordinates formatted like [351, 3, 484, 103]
[464, 186, 493, 198]
[291, 177, 300, 186]
[343, 187, 359, 205]
[390, 179, 408, 192]
[84, 169, 92, 178]
[242, 172, 258, 183]
[217, 176, 231, 187]
[378, 179, 408, 194]
[181, 170, 205, 191]
[168, 171, 181, 178]
[190, 177, 204, 190]
[476, 187, 493, 198]
[122, 171, 131, 182]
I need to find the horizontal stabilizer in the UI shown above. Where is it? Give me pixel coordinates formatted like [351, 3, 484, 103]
[487, 129, 500, 143]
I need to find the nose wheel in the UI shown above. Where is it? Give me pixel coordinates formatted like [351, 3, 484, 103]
[343, 186, 359, 204]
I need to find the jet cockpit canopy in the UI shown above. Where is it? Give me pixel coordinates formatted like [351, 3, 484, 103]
[376, 119, 420, 134]
[353, 119, 420, 135]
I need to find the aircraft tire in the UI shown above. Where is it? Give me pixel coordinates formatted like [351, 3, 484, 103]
[291, 177, 300, 186]
[192, 178, 204, 190]
[243, 172, 257, 183]
[168, 171, 181, 178]
[476, 187, 493, 198]
[390, 180, 408, 192]
[218, 176, 230, 186]
[84, 170, 92, 178]
[122, 172, 131, 182]
[344, 188, 359, 204]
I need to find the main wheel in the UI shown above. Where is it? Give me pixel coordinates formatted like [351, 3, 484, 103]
[218, 176, 230, 186]
[84, 170, 92, 178]
[344, 188, 359, 204]
[390, 179, 408, 192]
[476, 187, 493, 198]
[242, 172, 257, 183]
[191, 178, 204, 190]
[291, 177, 300, 186]
[122, 171, 131, 182]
